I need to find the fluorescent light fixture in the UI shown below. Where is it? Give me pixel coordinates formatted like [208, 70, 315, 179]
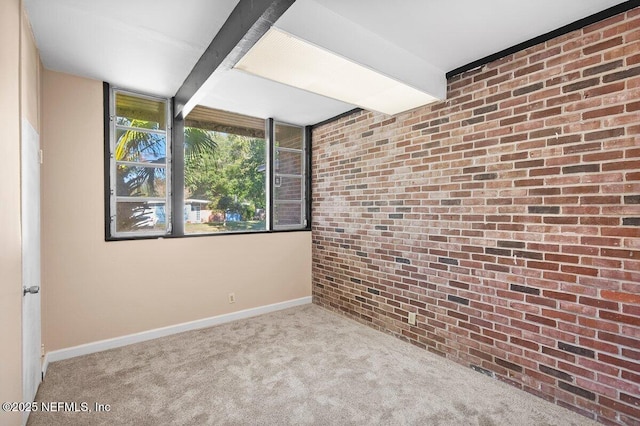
[234, 28, 439, 116]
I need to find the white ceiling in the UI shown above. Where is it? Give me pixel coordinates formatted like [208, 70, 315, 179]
[26, 0, 628, 126]
[25, 0, 240, 96]
[313, 0, 628, 71]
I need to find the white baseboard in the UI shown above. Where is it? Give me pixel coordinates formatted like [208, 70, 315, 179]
[42, 296, 311, 376]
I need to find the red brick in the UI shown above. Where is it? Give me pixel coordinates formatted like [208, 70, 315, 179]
[542, 308, 577, 323]
[584, 81, 626, 98]
[542, 290, 577, 302]
[525, 313, 557, 327]
[542, 346, 575, 362]
[583, 36, 624, 55]
[580, 195, 621, 205]
[600, 396, 640, 419]
[579, 297, 619, 311]
[601, 248, 640, 260]
[622, 370, 640, 385]
[578, 337, 619, 354]
[598, 331, 640, 348]
[623, 304, 640, 316]
[599, 354, 640, 372]
[599, 311, 640, 326]
[601, 290, 640, 304]
[582, 105, 625, 119]
[603, 160, 640, 171]
[557, 361, 595, 380]
[622, 348, 640, 361]
[527, 261, 559, 271]
[578, 358, 620, 376]
[579, 316, 620, 333]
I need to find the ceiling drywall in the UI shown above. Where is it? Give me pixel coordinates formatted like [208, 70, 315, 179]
[26, 0, 629, 125]
[314, 0, 628, 71]
[25, 0, 240, 97]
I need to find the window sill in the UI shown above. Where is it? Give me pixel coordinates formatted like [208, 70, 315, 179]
[105, 227, 311, 242]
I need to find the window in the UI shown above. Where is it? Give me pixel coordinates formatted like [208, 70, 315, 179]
[273, 122, 307, 229]
[183, 107, 267, 234]
[105, 86, 310, 240]
[107, 89, 171, 237]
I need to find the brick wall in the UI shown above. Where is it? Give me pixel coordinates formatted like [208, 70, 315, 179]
[312, 8, 640, 426]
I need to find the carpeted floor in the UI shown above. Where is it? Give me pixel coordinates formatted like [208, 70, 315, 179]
[29, 304, 596, 425]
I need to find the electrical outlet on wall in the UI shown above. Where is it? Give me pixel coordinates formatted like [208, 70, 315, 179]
[408, 312, 417, 326]
[228, 293, 236, 304]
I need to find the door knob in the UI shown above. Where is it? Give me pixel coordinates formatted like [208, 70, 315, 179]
[23, 286, 40, 296]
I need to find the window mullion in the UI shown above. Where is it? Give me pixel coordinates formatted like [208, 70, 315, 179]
[171, 99, 185, 236]
[105, 83, 115, 239]
[267, 118, 274, 231]
[304, 125, 311, 229]
[115, 196, 167, 202]
[115, 160, 167, 168]
[114, 125, 167, 136]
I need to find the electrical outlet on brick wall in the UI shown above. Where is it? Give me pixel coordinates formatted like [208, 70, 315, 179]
[408, 312, 416, 326]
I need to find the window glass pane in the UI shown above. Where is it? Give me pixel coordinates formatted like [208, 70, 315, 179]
[115, 92, 166, 130]
[274, 203, 302, 227]
[186, 106, 265, 139]
[275, 176, 302, 200]
[116, 201, 166, 233]
[183, 109, 267, 235]
[109, 89, 170, 238]
[116, 165, 167, 197]
[275, 150, 302, 175]
[275, 123, 303, 149]
[274, 122, 305, 230]
[114, 129, 166, 163]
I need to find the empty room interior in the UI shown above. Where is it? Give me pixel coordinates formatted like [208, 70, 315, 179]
[2, 0, 640, 425]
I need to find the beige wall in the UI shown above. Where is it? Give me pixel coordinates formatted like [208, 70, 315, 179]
[0, 0, 23, 424]
[21, 9, 40, 131]
[1, 2, 42, 425]
[41, 70, 311, 352]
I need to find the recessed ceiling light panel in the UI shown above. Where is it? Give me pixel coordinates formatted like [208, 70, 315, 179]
[234, 28, 439, 116]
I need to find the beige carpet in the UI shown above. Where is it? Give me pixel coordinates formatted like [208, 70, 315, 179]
[29, 304, 596, 425]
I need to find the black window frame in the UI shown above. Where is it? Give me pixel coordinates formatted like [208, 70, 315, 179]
[104, 82, 311, 241]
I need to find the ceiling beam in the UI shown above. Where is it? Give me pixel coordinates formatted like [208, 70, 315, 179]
[174, 0, 296, 119]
